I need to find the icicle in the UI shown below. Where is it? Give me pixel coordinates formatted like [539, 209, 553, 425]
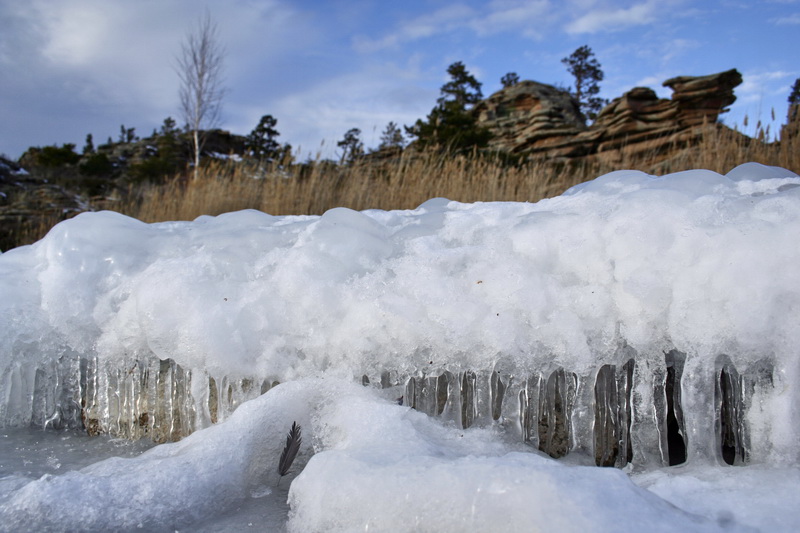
[404, 376, 416, 410]
[404, 372, 452, 418]
[460, 370, 477, 429]
[593, 359, 634, 467]
[538, 368, 577, 459]
[519, 373, 542, 447]
[490, 370, 506, 421]
[594, 364, 618, 466]
[656, 350, 687, 466]
[741, 358, 774, 462]
[716, 355, 747, 465]
[0, 346, 782, 467]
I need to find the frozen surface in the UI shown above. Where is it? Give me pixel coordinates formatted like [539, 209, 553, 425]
[0, 378, 793, 533]
[0, 428, 154, 503]
[1, 163, 800, 530]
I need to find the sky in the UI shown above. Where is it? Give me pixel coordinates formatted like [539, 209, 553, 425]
[1, 0, 798, 161]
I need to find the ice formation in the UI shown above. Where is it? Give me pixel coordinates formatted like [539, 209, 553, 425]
[1, 162, 799, 531]
[2, 378, 796, 532]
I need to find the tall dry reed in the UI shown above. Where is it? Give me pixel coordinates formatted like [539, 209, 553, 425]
[117, 124, 798, 223]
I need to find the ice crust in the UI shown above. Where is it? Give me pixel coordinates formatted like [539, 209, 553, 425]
[1, 162, 800, 530]
[0, 165, 794, 374]
[0, 379, 783, 532]
[3, 164, 799, 373]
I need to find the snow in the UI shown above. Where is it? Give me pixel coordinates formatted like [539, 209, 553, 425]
[0, 162, 799, 531]
[2, 379, 796, 532]
[209, 151, 244, 162]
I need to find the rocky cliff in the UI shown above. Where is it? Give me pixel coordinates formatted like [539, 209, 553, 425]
[0, 156, 87, 251]
[475, 68, 744, 165]
[0, 129, 252, 251]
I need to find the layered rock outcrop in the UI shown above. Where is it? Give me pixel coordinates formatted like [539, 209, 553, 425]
[475, 69, 744, 164]
[474, 81, 586, 154]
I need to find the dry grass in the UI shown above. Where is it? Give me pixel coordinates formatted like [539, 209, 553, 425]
[115, 124, 798, 223]
[119, 151, 590, 222]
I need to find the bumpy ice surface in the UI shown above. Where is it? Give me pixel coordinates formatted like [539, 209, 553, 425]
[0, 162, 799, 531]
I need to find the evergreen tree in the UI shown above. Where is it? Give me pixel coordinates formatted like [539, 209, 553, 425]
[160, 117, 179, 137]
[438, 61, 483, 107]
[561, 45, 608, 122]
[378, 122, 405, 150]
[36, 144, 81, 167]
[79, 153, 113, 177]
[82, 133, 94, 154]
[789, 78, 800, 105]
[789, 78, 800, 122]
[501, 72, 520, 88]
[246, 114, 282, 160]
[337, 128, 364, 164]
[406, 61, 491, 152]
[118, 125, 137, 144]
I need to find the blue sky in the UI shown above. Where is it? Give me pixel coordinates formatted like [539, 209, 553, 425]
[1, 0, 798, 161]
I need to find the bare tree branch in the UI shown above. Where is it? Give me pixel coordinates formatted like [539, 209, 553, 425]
[176, 10, 225, 179]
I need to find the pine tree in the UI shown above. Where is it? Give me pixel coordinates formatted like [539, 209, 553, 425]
[160, 117, 179, 137]
[118, 125, 137, 144]
[406, 61, 491, 152]
[561, 45, 608, 122]
[501, 72, 520, 88]
[82, 134, 94, 154]
[337, 128, 364, 164]
[438, 61, 483, 107]
[378, 122, 405, 150]
[246, 115, 282, 160]
[789, 78, 800, 106]
[789, 78, 800, 123]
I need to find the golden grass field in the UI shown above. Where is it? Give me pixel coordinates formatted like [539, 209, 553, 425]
[120, 123, 798, 224]
[11, 121, 798, 248]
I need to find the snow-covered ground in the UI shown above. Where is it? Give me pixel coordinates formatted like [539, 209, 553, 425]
[0, 162, 799, 531]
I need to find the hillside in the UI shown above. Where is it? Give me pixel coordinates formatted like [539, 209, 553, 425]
[2, 68, 798, 252]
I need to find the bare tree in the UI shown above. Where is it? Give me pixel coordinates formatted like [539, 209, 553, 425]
[176, 10, 225, 179]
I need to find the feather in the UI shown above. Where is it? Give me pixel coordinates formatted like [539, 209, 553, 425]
[278, 421, 302, 478]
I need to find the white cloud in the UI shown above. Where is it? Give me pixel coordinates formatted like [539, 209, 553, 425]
[565, 1, 659, 34]
[265, 63, 436, 159]
[470, 0, 553, 38]
[353, 0, 555, 54]
[353, 4, 476, 53]
[661, 38, 700, 62]
[633, 75, 662, 87]
[771, 13, 800, 24]
[39, 3, 123, 66]
[217, 52, 436, 160]
[738, 70, 795, 103]
[0, 0, 316, 156]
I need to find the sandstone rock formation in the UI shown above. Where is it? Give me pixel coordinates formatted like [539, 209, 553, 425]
[473, 81, 586, 155]
[475, 68, 744, 165]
